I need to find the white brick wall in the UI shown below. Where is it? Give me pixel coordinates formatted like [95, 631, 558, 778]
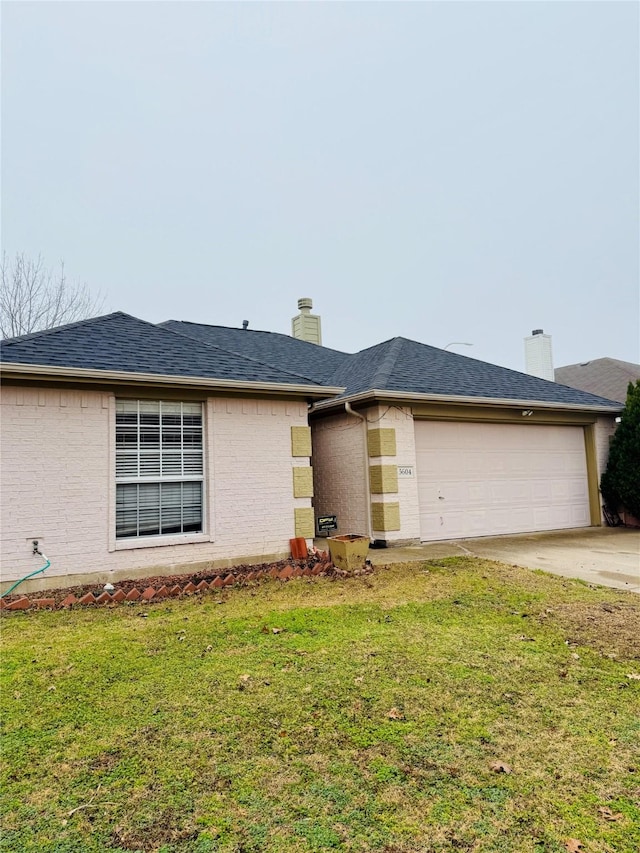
[594, 416, 617, 480]
[312, 411, 368, 536]
[0, 386, 310, 588]
[367, 405, 421, 542]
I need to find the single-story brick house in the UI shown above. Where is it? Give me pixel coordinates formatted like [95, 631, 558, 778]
[1, 309, 621, 592]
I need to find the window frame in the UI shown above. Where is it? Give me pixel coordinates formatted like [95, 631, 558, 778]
[114, 399, 206, 542]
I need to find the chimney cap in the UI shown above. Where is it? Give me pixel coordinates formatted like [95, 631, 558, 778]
[298, 297, 313, 311]
[532, 329, 544, 335]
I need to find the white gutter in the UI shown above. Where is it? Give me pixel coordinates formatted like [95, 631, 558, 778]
[345, 402, 373, 543]
[0, 362, 345, 398]
[311, 388, 622, 414]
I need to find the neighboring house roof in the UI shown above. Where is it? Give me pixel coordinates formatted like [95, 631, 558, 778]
[0, 312, 334, 393]
[555, 358, 640, 405]
[323, 337, 622, 409]
[161, 319, 350, 383]
[0, 312, 622, 412]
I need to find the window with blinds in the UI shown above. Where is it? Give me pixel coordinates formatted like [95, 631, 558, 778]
[115, 400, 204, 538]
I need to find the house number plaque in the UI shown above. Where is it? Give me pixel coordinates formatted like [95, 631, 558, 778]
[397, 466, 414, 478]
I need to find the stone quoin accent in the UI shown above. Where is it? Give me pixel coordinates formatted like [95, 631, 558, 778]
[290, 425, 312, 457]
[294, 507, 315, 539]
[367, 428, 397, 457]
[292, 466, 314, 498]
[371, 501, 401, 532]
[369, 464, 399, 495]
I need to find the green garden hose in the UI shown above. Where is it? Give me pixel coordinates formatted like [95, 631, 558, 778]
[1, 555, 51, 598]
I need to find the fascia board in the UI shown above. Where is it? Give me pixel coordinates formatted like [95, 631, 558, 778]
[310, 388, 623, 415]
[0, 362, 345, 399]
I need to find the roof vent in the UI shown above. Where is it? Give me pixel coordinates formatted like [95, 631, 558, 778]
[242, 320, 249, 330]
[291, 297, 322, 345]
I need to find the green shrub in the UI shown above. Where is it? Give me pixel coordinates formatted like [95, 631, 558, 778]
[600, 380, 640, 518]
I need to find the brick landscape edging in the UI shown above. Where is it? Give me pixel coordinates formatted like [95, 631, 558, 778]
[0, 551, 369, 613]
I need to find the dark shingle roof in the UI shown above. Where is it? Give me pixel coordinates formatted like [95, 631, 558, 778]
[161, 319, 350, 383]
[555, 358, 640, 404]
[1, 314, 622, 410]
[0, 312, 327, 388]
[327, 337, 621, 408]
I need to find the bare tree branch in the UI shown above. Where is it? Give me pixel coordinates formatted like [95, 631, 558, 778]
[0, 253, 104, 338]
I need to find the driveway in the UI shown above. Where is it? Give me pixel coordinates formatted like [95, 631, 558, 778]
[365, 527, 640, 593]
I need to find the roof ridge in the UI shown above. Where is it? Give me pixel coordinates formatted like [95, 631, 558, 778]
[557, 357, 640, 371]
[162, 319, 350, 357]
[157, 320, 327, 386]
[1, 311, 129, 345]
[370, 337, 405, 388]
[161, 319, 272, 335]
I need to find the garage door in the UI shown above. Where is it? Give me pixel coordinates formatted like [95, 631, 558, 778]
[415, 421, 590, 541]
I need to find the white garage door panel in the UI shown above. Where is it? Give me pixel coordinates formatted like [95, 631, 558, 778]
[415, 421, 590, 541]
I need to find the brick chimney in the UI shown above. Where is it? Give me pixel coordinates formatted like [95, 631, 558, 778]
[524, 329, 554, 381]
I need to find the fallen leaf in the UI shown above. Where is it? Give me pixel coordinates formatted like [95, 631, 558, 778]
[565, 840, 583, 852]
[517, 636, 535, 642]
[272, 627, 283, 634]
[571, 653, 580, 660]
[598, 806, 623, 821]
[489, 761, 512, 774]
[626, 673, 640, 680]
[387, 707, 405, 720]
[47, 685, 56, 692]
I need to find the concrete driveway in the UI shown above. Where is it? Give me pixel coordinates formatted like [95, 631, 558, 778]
[366, 527, 640, 593]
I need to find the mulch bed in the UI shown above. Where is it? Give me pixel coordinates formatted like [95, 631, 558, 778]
[0, 550, 374, 613]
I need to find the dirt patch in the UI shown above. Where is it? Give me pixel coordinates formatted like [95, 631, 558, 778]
[547, 600, 640, 660]
[109, 810, 199, 852]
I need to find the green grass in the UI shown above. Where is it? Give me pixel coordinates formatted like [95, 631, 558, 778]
[1, 557, 639, 853]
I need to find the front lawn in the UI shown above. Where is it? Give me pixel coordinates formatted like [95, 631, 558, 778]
[1, 558, 639, 853]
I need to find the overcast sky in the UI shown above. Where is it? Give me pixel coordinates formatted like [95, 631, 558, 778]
[2, 1, 638, 371]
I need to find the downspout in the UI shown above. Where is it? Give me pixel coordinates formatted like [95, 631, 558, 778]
[345, 402, 373, 542]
